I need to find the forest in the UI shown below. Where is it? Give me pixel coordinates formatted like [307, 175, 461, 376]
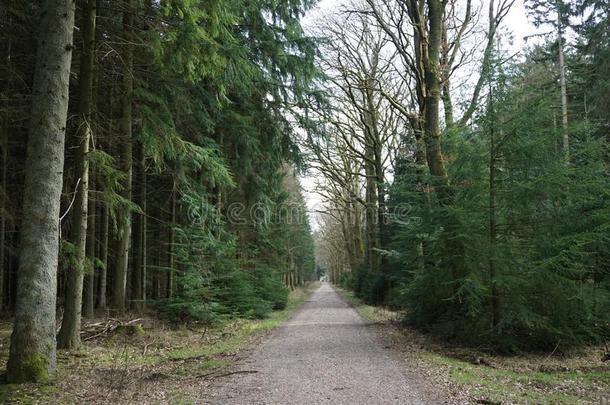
[312, 0, 610, 351]
[0, 0, 608, 402]
[1, 0, 317, 383]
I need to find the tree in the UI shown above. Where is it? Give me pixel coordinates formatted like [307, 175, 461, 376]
[6, 0, 75, 382]
[526, 0, 572, 161]
[112, 0, 134, 312]
[57, 0, 98, 349]
[307, 8, 402, 282]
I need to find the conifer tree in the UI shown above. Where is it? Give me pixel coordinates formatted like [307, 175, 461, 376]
[6, 0, 75, 382]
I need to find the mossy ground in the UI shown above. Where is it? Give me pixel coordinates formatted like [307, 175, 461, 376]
[0, 283, 318, 404]
[422, 352, 609, 404]
[335, 286, 610, 405]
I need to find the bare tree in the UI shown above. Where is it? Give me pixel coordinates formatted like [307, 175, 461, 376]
[307, 8, 404, 274]
[365, 0, 514, 195]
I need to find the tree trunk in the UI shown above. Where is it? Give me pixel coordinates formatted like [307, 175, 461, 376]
[112, 0, 134, 311]
[364, 157, 378, 273]
[488, 85, 500, 328]
[153, 216, 162, 299]
[362, 97, 380, 273]
[132, 142, 146, 310]
[167, 189, 176, 298]
[424, 0, 449, 191]
[557, 15, 569, 161]
[97, 205, 109, 309]
[374, 141, 385, 267]
[58, 0, 97, 349]
[351, 183, 365, 262]
[0, 96, 7, 312]
[6, 0, 75, 382]
[83, 169, 96, 318]
[0, 21, 10, 313]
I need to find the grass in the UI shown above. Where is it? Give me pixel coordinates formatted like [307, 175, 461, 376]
[422, 352, 610, 404]
[335, 288, 397, 324]
[0, 283, 319, 404]
[335, 285, 610, 405]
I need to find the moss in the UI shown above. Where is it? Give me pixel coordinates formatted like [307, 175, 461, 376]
[9, 353, 51, 383]
[0, 383, 59, 404]
[113, 323, 145, 336]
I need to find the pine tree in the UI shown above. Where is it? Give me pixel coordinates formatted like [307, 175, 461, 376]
[6, 0, 75, 382]
[57, 0, 98, 349]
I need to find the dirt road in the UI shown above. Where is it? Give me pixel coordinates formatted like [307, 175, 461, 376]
[206, 283, 447, 404]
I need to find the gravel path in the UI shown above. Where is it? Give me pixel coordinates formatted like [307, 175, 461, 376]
[205, 283, 446, 404]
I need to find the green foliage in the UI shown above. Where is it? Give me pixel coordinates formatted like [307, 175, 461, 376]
[60, 241, 79, 274]
[341, 264, 388, 306]
[382, 41, 610, 351]
[140, 0, 317, 323]
[212, 266, 289, 319]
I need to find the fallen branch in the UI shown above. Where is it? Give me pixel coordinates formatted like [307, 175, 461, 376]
[216, 370, 259, 378]
[194, 369, 259, 380]
[81, 318, 144, 341]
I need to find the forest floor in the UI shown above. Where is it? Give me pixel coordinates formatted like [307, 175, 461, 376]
[337, 288, 610, 405]
[0, 283, 319, 404]
[0, 283, 608, 404]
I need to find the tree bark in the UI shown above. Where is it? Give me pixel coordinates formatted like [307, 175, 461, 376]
[97, 204, 108, 309]
[112, 0, 134, 311]
[557, 14, 569, 161]
[6, 0, 75, 382]
[83, 169, 96, 318]
[363, 80, 381, 273]
[424, 0, 449, 190]
[364, 156, 378, 273]
[0, 20, 9, 312]
[167, 189, 176, 298]
[132, 142, 146, 310]
[488, 84, 500, 328]
[58, 0, 97, 349]
[0, 95, 7, 312]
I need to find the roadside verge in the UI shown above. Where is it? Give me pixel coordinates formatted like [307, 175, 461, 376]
[334, 286, 610, 404]
[0, 282, 320, 404]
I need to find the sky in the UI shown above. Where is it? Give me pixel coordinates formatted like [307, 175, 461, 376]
[298, 0, 544, 230]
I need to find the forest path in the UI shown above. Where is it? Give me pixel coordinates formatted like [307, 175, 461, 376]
[204, 283, 444, 404]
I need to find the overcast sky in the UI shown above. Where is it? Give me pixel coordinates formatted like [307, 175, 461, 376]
[298, 0, 544, 230]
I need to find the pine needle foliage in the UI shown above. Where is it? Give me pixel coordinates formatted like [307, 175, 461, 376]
[385, 43, 610, 351]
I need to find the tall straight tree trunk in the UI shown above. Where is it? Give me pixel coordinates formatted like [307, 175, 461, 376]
[424, 0, 449, 191]
[167, 190, 175, 298]
[363, 83, 381, 273]
[113, 0, 134, 311]
[83, 169, 96, 318]
[154, 222, 162, 299]
[374, 143, 385, 265]
[364, 157, 378, 273]
[342, 210, 356, 270]
[132, 142, 146, 309]
[350, 180, 364, 262]
[0, 24, 9, 312]
[425, 0, 466, 307]
[488, 84, 500, 328]
[7, 239, 13, 311]
[58, 0, 97, 349]
[365, 81, 386, 267]
[97, 205, 109, 309]
[6, 0, 75, 382]
[1, 99, 7, 312]
[557, 15, 569, 161]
